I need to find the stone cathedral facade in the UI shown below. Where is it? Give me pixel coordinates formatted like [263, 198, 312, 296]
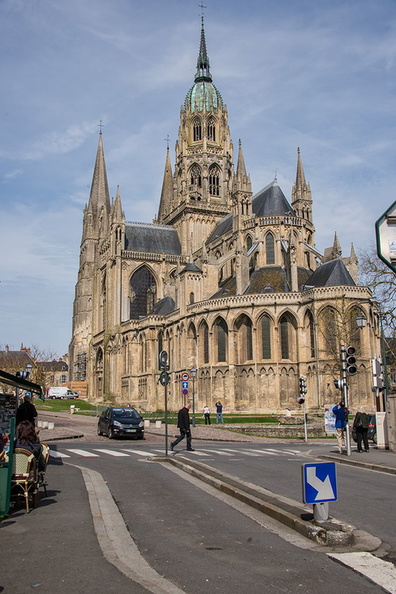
[69, 21, 381, 413]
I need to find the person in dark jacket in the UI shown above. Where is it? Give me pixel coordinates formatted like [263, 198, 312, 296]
[16, 394, 38, 427]
[14, 420, 45, 471]
[332, 401, 348, 454]
[170, 404, 195, 451]
[353, 405, 369, 452]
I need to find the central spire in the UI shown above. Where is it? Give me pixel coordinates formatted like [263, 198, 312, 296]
[195, 16, 212, 82]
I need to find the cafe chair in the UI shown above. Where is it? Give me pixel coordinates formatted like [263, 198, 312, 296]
[11, 448, 39, 513]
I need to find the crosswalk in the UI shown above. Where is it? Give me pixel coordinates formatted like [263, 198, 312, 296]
[49, 446, 303, 460]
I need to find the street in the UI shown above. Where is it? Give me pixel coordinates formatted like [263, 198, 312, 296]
[39, 438, 395, 593]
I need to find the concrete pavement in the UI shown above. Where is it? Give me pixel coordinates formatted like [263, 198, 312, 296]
[2, 411, 395, 593]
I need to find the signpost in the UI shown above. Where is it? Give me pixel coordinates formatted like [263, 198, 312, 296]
[375, 200, 396, 273]
[302, 462, 337, 523]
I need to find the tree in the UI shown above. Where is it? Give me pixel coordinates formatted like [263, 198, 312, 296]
[359, 245, 396, 387]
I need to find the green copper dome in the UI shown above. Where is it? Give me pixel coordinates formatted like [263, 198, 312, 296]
[185, 81, 223, 112]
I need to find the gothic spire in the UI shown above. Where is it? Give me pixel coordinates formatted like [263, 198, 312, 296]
[157, 146, 173, 223]
[236, 139, 247, 178]
[88, 131, 111, 218]
[291, 147, 312, 221]
[195, 16, 212, 82]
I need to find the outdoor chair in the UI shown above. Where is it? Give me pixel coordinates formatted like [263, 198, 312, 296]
[38, 442, 50, 497]
[11, 448, 39, 513]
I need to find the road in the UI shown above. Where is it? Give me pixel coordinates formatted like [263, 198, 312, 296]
[46, 438, 395, 593]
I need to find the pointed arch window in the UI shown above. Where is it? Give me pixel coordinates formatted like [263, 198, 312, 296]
[199, 321, 209, 364]
[209, 165, 220, 196]
[190, 164, 202, 188]
[207, 117, 216, 141]
[280, 315, 290, 359]
[235, 314, 253, 362]
[266, 233, 275, 265]
[130, 266, 157, 319]
[306, 310, 315, 358]
[193, 117, 202, 141]
[215, 318, 228, 363]
[261, 315, 272, 360]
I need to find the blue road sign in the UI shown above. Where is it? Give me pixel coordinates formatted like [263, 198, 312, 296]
[302, 462, 337, 504]
[182, 381, 189, 390]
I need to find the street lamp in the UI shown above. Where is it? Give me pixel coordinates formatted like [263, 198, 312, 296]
[356, 314, 366, 329]
[190, 368, 197, 427]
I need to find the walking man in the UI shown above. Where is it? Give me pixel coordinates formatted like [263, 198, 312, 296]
[171, 403, 195, 451]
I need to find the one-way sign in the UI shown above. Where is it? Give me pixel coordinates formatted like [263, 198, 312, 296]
[302, 462, 337, 504]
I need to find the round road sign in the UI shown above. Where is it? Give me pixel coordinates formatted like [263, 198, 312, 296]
[182, 389, 189, 395]
[181, 372, 189, 381]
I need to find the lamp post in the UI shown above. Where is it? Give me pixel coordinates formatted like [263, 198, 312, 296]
[190, 368, 197, 427]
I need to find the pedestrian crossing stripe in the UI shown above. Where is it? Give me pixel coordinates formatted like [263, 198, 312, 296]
[49, 447, 302, 460]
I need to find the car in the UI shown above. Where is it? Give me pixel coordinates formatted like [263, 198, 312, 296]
[97, 406, 145, 439]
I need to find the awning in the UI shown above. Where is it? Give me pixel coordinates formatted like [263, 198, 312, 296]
[0, 369, 44, 400]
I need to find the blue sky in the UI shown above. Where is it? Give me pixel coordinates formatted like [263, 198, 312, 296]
[1, 0, 396, 357]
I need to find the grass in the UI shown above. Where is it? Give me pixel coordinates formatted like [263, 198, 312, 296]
[36, 399, 94, 413]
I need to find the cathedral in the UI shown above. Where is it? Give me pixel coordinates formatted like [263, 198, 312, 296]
[69, 20, 380, 413]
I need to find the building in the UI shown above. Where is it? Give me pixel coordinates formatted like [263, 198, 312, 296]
[69, 19, 381, 413]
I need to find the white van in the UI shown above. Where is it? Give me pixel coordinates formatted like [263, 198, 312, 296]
[48, 387, 79, 399]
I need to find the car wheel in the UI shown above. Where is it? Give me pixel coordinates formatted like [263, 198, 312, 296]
[108, 427, 114, 439]
[97, 426, 102, 436]
[373, 432, 377, 444]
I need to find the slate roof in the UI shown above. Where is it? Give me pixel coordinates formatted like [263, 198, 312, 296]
[252, 181, 295, 218]
[206, 181, 294, 245]
[125, 222, 181, 255]
[150, 296, 176, 316]
[304, 259, 356, 288]
[180, 262, 202, 273]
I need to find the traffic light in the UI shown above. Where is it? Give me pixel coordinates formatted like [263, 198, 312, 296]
[297, 396, 305, 405]
[159, 350, 168, 371]
[334, 379, 346, 390]
[345, 346, 357, 375]
[299, 376, 307, 396]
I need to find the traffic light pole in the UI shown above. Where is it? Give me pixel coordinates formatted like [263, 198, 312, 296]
[341, 346, 352, 456]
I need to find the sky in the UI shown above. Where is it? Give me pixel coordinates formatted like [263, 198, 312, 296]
[1, 0, 396, 358]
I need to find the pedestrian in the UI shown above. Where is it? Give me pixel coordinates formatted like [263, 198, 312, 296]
[332, 401, 348, 454]
[203, 405, 211, 425]
[171, 404, 195, 451]
[14, 420, 45, 471]
[353, 405, 369, 452]
[16, 393, 38, 427]
[215, 401, 224, 424]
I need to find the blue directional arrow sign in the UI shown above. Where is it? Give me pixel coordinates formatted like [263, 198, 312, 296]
[182, 381, 189, 390]
[302, 462, 337, 504]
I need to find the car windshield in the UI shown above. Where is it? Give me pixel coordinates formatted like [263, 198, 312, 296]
[112, 408, 140, 419]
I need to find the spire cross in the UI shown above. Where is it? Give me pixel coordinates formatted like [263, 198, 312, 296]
[165, 134, 170, 149]
[198, 2, 206, 19]
[98, 120, 104, 133]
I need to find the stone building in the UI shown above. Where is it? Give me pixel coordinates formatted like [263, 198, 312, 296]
[69, 20, 381, 413]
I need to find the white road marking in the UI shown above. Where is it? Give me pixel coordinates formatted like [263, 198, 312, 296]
[199, 448, 234, 456]
[49, 450, 70, 458]
[92, 449, 130, 457]
[245, 449, 279, 456]
[123, 449, 156, 457]
[328, 552, 396, 594]
[65, 449, 100, 457]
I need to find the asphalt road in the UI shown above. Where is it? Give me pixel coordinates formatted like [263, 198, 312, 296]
[45, 439, 394, 593]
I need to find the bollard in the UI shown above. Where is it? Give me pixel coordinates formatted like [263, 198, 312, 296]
[313, 502, 329, 523]
[155, 420, 162, 428]
[144, 420, 150, 428]
[42, 421, 48, 429]
[37, 420, 43, 428]
[47, 422, 54, 430]
[70, 405, 75, 414]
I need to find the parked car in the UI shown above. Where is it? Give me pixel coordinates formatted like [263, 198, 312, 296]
[97, 406, 144, 439]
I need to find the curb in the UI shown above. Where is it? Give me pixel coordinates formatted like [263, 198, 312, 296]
[156, 455, 358, 548]
[318, 455, 396, 476]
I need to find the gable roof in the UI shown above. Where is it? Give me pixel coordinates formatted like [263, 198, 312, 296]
[304, 259, 356, 288]
[252, 181, 295, 218]
[125, 222, 181, 255]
